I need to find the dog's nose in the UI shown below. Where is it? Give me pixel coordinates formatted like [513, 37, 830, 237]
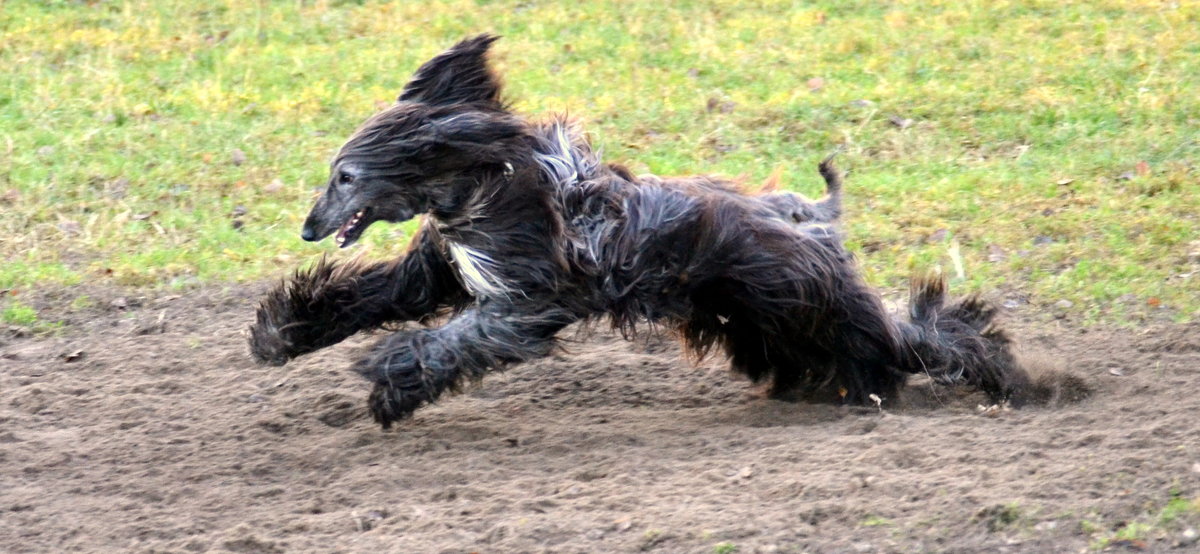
[300, 225, 317, 242]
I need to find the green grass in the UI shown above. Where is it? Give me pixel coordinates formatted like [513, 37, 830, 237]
[712, 542, 739, 554]
[1, 301, 39, 327]
[1091, 495, 1200, 549]
[860, 514, 893, 527]
[2, 0, 1197, 322]
[1, 298, 62, 334]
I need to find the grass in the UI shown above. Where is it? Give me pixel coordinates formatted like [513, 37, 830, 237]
[712, 541, 739, 554]
[1, 298, 62, 334]
[1091, 494, 1200, 549]
[2, 0, 1197, 323]
[860, 514, 893, 527]
[1, 301, 40, 327]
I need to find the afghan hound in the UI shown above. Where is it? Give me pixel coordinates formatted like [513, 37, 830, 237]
[249, 35, 1028, 429]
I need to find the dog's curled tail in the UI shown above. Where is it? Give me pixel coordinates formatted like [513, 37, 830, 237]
[814, 150, 843, 221]
[895, 274, 1029, 405]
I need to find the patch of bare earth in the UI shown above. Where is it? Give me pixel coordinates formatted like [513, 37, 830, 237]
[2, 285, 1198, 553]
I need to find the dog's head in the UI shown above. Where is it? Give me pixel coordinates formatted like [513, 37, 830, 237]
[301, 34, 526, 247]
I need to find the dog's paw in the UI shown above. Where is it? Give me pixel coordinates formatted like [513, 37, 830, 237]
[248, 321, 293, 366]
[368, 382, 424, 430]
[248, 286, 330, 365]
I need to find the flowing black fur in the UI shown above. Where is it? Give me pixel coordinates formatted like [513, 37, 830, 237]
[250, 35, 1029, 429]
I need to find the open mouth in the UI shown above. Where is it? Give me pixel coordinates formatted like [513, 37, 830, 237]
[335, 208, 369, 248]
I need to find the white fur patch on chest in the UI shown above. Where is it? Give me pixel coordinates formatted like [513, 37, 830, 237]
[446, 242, 515, 299]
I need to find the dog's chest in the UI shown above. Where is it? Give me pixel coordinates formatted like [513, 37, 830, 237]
[446, 242, 513, 298]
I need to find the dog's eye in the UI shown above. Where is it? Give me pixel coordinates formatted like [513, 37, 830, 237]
[338, 171, 355, 186]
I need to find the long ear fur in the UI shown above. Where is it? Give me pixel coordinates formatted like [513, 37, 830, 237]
[399, 34, 503, 107]
[415, 112, 526, 168]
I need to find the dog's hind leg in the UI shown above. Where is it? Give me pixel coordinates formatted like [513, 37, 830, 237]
[249, 228, 468, 366]
[702, 223, 1026, 406]
[694, 280, 907, 404]
[354, 303, 580, 429]
[687, 221, 908, 404]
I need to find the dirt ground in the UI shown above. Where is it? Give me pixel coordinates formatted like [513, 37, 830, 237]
[2, 284, 1199, 553]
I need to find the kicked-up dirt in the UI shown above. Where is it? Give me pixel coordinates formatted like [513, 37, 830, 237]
[1, 284, 1198, 553]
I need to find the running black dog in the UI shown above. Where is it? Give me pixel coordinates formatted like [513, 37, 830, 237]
[249, 35, 1027, 429]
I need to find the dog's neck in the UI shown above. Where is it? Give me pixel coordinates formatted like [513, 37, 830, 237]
[431, 160, 558, 244]
[428, 158, 570, 300]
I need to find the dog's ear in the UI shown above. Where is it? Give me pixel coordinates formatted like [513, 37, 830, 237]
[399, 34, 503, 107]
[422, 111, 525, 164]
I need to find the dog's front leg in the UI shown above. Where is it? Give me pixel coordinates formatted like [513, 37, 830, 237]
[354, 303, 578, 429]
[249, 231, 467, 365]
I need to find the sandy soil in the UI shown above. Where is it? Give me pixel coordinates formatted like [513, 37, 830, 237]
[2, 284, 1199, 553]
